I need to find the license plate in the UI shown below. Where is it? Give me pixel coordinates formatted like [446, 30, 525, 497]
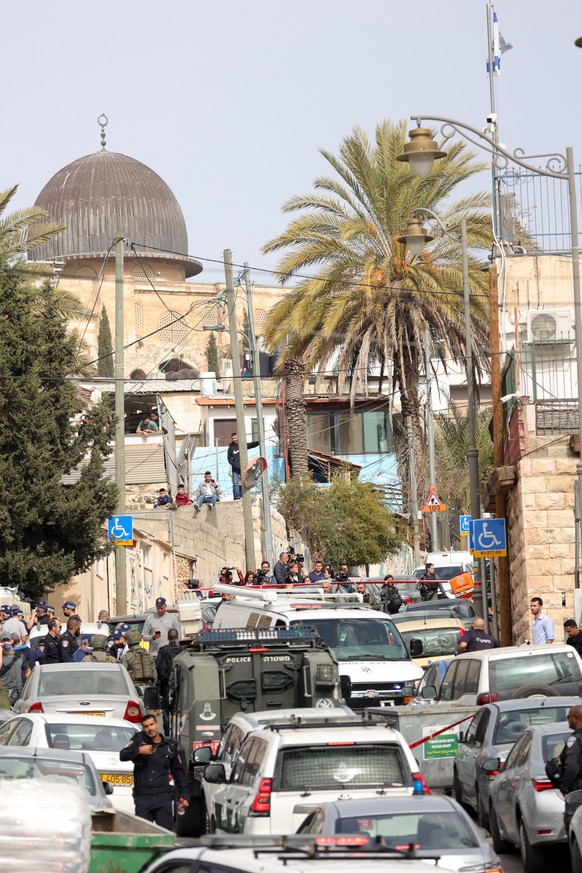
[68, 711, 105, 717]
[101, 773, 133, 786]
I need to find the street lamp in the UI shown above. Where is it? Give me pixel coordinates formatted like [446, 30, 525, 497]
[398, 116, 582, 581]
[398, 209, 482, 616]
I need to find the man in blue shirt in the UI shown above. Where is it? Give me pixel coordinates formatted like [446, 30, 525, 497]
[530, 596, 554, 644]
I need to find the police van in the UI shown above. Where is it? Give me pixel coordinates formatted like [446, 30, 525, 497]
[212, 585, 423, 709]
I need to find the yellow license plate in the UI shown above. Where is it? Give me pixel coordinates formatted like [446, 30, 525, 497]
[101, 773, 133, 786]
[68, 711, 106, 717]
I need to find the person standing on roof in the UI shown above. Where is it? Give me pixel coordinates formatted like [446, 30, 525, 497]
[227, 432, 259, 500]
[142, 598, 181, 657]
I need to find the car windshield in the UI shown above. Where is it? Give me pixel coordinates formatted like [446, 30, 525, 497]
[400, 626, 462, 658]
[291, 618, 409, 661]
[494, 707, 573, 744]
[0, 756, 97, 794]
[328, 810, 478, 849]
[489, 652, 582, 699]
[277, 744, 408, 791]
[431, 566, 467, 581]
[45, 723, 136, 752]
[407, 602, 476, 620]
[38, 669, 129, 697]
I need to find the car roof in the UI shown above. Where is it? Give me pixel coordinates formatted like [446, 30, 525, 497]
[453, 643, 575, 660]
[397, 617, 465, 631]
[37, 662, 125, 672]
[253, 723, 406, 744]
[404, 599, 468, 610]
[526, 721, 570, 736]
[0, 746, 89, 763]
[488, 697, 580, 714]
[6, 713, 136, 728]
[223, 601, 394, 621]
[234, 707, 355, 728]
[317, 795, 460, 815]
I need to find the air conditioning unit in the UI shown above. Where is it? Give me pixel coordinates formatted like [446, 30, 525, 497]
[526, 310, 574, 344]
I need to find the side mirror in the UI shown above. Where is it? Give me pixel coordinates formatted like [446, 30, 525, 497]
[143, 686, 161, 710]
[458, 731, 465, 743]
[103, 781, 114, 795]
[204, 763, 227, 784]
[340, 674, 352, 700]
[193, 745, 214, 765]
[482, 757, 501, 773]
[409, 638, 424, 657]
[420, 685, 436, 700]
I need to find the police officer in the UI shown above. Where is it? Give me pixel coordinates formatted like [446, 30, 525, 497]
[121, 631, 157, 687]
[120, 712, 189, 828]
[59, 616, 80, 662]
[62, 601, 78, 620]
[560, 705, 582, 826]
[83, 636, 117, 664]
[43, 619, 62, 664]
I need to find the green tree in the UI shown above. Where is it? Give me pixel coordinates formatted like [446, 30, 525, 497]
[0, 185, 65, 274]
[262, 120, 492, 452]
[97, 306, 114, 378]
[434, 403, 494, 514]
[277, 474, 401, 567]
[205, 331, 220, 377]
[0, 270, 117, 598]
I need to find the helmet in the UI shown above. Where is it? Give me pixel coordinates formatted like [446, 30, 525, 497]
[91, 636, 108, 651]
[126, 630, 143, 646]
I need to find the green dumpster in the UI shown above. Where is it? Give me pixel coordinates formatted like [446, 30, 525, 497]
[90, 810, 175, 873]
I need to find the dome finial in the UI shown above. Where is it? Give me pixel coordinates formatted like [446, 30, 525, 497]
[97, 114, 108, 150]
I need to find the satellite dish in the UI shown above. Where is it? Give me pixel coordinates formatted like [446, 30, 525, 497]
[244, 456, 267, 490]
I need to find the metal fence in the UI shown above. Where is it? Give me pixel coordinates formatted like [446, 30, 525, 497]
[511, 342, 579, 435]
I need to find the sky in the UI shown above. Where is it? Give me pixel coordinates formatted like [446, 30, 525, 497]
[4, 0, 582, 286]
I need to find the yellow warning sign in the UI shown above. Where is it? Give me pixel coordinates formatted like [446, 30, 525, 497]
[422, 487, 446, 514]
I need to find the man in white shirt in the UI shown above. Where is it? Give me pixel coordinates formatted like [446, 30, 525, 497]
[3, 609, 28, 644]
[142, 598, 181, 657]
[193, 471, 222, 513]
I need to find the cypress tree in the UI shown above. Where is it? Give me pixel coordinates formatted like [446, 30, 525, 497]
[0, 271, 117, 598]
[97, 306, 114, 378]
[206, 331, 220, 377]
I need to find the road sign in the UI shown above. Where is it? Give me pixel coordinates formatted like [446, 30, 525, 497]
[244, 456, 267, 490]
[422, 487, 446, 514]
[459, 515, 472, 536]
[471, 518, 507, 558]
[107, 515, 133, 547]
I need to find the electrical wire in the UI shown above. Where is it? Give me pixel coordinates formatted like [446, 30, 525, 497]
[76, 242, 116, 354]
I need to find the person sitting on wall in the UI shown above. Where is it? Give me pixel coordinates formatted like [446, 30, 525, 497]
[155, 488, 175, 509]
[193, 472, 222, 513]
[174, 484, 191, 507]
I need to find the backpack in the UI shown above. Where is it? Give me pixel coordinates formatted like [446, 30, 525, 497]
[84, 651, 117, 664]
[124, 648, 156, 684]
[545, 756, 562, 789]
[381, 585, 403, 614]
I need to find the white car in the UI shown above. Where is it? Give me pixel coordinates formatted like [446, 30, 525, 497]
[212, 586, 423, 706]
[203, 716, 428, 835]
[0, 713, 138, 813]
[28, 621, 110, 649]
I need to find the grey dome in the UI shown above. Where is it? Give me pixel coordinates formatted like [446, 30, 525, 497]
[33, 150, 201, 277]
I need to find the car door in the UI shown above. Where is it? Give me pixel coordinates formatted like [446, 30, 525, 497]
[226, 737, 268, 833]
[457, 708, 490, 807]
[495, 731, 533, 840]
[6, 718, 34, 746]
[0, 721, 19, 746]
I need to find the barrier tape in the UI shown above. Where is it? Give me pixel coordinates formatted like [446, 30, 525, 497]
[409, 713, 476, 749]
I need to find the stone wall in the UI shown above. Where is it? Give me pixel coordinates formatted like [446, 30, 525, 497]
[506, 428, 576, 643]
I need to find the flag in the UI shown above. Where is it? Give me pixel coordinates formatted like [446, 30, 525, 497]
[486, 8, 513, 76]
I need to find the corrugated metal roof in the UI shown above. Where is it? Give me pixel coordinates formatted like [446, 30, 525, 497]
[195, 397, 277, 406]
[62, 444, 166, 486]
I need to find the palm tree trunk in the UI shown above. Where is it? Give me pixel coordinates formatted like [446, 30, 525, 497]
[284, 356, 309, 476]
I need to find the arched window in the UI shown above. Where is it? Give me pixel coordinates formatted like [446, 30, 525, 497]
[75, 267, 97, 279]
[157, 311, 188, 344]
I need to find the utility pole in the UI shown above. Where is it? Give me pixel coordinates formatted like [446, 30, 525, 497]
[225, 249, 256, 571]
[244, 263, 273, 566]
[114, 237, 127, 614]
[424, 326, 438, 551]
[407, 418, 421, 566]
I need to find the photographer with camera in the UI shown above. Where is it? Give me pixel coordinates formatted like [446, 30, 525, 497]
[255, 561, 273, 585]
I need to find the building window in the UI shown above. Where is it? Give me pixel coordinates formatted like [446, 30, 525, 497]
[307, 409, 392, 455]
[157, 311, 188, 344]
[255, 309, 267, 333]
[131, 263, 155, 279]
[134, 304, 143, 329]
[251, 418, 262, 442]
[141, 544, 151, 568]
[75, 266, 97, 279]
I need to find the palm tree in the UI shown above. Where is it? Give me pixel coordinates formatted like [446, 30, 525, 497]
[262, 120, 493, 458]
[0, 185, 65, 273]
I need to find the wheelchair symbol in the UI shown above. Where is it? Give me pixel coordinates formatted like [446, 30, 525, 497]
[477, 522, 502, 549]
[111, 517, 130, 539]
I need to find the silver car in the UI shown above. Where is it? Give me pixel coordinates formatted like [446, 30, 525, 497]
[294, 794, 499, 873]
[13, 662, 144, 724]
[487, 722, 570, 873]
[454, 697, 578, 827]
[0, 746, 114, 811]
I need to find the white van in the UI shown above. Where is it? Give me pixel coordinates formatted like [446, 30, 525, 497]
[413, 551, 474, 598]
[212, 586, 423, 707]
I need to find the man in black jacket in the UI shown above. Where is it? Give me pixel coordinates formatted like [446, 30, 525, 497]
[120, 713, 189, 828]
[155, 628, 182, 732]
[227, 432, 259, 500]
[560, 706, 582, 827]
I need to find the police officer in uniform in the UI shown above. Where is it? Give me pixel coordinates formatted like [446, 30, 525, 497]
[560, 705, 582, 827]
[120, 712, 189, 828]
[59, 616, 80, 662]
[43, 619, 62, 664]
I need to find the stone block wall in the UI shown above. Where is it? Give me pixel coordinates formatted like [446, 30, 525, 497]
[507, 435, 577, 643]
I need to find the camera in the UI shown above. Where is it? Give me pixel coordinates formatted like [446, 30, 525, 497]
[486, 113, 497, 124]
[219, 567, 234, 583]
[186, 578, 200, 590]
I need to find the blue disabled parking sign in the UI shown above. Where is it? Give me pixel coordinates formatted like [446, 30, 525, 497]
[107, 515, 133, 546]
[471, 518, 507, 558]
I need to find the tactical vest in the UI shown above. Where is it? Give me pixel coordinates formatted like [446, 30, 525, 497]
[84, 652, 117, 664]
[124, 648, 156, 683]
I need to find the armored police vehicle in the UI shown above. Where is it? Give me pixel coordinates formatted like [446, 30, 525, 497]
[168, 625, 343, 835]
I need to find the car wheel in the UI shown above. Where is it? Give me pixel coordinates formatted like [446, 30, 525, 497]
[514, 683, 560, 698]
[572, 836, 582, 873]
[475, 785, 489, 829]
[453, 768, 463, 805]
[490, 805, 514, 855]
[176, 796, 204, 838]
[519, 817, 545, 873]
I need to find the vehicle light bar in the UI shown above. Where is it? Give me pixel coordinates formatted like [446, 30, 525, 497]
[315, 836, 370, 847]
[197, 627, 319, 645]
